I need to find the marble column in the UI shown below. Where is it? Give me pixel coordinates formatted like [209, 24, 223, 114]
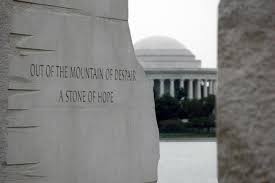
[188, 79, 193, 100]
[180, 79, 184, 89]
[209, 80, 214, 95]
[196, 79, 202, 100]
[170, 79, 175, 97]
[203, 80, 208, 98]
[160, 79, 164, 97]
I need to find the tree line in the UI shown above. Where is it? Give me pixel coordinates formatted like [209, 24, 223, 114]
[154, 89, 216, 134]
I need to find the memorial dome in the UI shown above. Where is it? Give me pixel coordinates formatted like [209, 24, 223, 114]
[133, 36, 217, 101]
[134, 36, 194, 56]
[134, 36, 201, 69]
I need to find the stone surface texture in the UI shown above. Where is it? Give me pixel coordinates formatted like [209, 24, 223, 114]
[0, 0, 159, 183]
[0, 0, 11, 170]
[218, 0, 275, 182]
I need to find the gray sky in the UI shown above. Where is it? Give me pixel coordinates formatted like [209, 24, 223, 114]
[129, 0, 220, 68]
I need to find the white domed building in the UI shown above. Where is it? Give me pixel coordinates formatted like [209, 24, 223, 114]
[134, 36, 217, 99]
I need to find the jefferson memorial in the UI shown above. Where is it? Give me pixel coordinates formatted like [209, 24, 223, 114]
[134, 36, 217, 100]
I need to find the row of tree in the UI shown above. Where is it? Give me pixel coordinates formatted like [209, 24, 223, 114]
[154, 89, 216, 133]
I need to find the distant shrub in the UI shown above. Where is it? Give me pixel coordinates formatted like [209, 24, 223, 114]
[155, 94, 216, 133]
[155, 94, 180, 121]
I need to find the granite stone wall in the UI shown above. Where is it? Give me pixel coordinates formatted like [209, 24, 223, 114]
[0, 1, 159, 183]
[218, 0, 275, 182]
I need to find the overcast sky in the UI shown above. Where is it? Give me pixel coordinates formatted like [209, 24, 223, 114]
[129, 0, 220, 68]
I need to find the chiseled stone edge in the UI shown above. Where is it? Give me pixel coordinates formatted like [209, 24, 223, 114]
[0, 0, 12, 167]
[14, 0, 128, 21]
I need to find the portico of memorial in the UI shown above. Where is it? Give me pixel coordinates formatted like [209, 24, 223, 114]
[135, 36, 217, 99]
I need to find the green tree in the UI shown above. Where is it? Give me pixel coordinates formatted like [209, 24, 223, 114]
[179, 99, 204, 119]
[154, 93, 216, 133]
[175, 88, 186, 101]
[155, 94, 180, 121]
[201, 95, 215, 116]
